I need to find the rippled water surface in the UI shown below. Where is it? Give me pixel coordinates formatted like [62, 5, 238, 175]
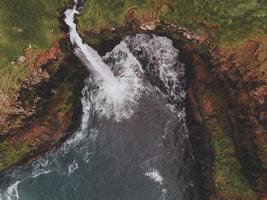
[0, 4, 196, 198]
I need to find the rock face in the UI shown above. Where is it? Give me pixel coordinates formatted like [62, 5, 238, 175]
[211, 38, 267, 196]
[183, 36, 267, 199]
[0, 1, 267, 200]
[0, 41, 62, 136]
[183, 44, 257, 200]
[0, 39, 87, 173]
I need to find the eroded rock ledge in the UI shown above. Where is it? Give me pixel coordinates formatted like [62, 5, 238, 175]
[0, 38, 87, 173]
[184, 41, 267, 199]
[78, 19, 267, 199]
[0, 3, 267, 200]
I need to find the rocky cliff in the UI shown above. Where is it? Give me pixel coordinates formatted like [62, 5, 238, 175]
[0, 0, 266, 199]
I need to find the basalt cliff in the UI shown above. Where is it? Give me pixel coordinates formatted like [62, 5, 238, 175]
[0, 0, 266, 199]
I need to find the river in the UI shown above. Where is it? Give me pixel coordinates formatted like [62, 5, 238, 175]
[0, 1, 197, 199]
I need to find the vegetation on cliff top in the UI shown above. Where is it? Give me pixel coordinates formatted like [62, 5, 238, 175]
[0, 140, 31, 171]
[0, 0, 266, 198]
[0, 0, 68, 96]
[204, 91, 257, 200]
[79, 0, 267, 46]
[0, 0, 68, 60]
[79, 0, 155, 29]
[0, 58, 85, 172]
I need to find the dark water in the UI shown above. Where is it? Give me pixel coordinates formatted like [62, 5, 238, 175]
[0, 34, 197, 200]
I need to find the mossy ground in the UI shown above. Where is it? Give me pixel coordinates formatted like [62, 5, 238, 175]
[0, 0, 266, 198]
[161, 0, 267, 45]
[203, 91, 257, 200]
[0, 0, 68, 96]
[79, 0, 267, 46]
[79, 0, 155, 29]
[0, 58, 84, 172]
[0, 59, 28, 96]
[0, 140, 30, 171]
[0, 0, 69, 60]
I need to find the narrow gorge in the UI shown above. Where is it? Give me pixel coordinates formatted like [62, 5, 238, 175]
[0, 0, 266, 200]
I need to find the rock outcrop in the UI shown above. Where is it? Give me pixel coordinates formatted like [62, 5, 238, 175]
[210, 37, 267, 196]
[0, 1, 267, 200]
[0, 39, 87, 173]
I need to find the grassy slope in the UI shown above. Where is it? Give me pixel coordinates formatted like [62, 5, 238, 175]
[160, 0, 267, 45]
[79, 0, 155, 29]
[0, 0, 70, 173]
[79, 0, 267, 45]
[0, 76, 75, 171]
[0, 140, 31, 171]
[203, 91, 257, 200]
[0, 0, 68, 96]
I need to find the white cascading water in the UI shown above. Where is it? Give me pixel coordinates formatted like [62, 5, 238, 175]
[64, 1, 144, 121]
[0, 1, 191, 199]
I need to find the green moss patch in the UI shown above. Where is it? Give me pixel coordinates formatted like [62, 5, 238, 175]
[162, 1, 266, 44]
[79, 0, 156, 30]
[54, 79, 74, 120]
[203, 92, 257, 200]
[0, 0, 68, 60]
[0, 140, 31, 171]
[0, 58, 28, 97]
[79, 0, 267, 46]
[0, 0, 69, 97]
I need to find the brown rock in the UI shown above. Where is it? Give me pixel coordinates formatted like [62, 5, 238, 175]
[201, 97, 214, 116]
[124, 8, 137, 25]
[250, 86, 267, 104]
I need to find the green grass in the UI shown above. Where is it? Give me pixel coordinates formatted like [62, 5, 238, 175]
[0, 58, 28, 96]
[0, 0, 69, 60]
[204, 92, 257, 200]
[0, 0, 69, 96]
[79, 0, 267, 46]
[161, 0, 267, 44]
[55, 81, 73, 119]
[79, 0, 156, 29]
[0, 140, 31, 171]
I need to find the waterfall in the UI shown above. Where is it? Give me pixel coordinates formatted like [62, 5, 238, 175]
[0, 1, 194, 198]
[0, 33, 195, 200]
[64, 1, 145, 122]
[64, 3, 116, 84]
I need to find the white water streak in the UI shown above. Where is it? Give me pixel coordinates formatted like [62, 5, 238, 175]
[145, 169, 168, 200]
[145, 169, 164, 185]
[5, 181, 20, 200]
[64, 2, 144, 122]
[64, 7, 116, 84]
[68, 160, 79, 175]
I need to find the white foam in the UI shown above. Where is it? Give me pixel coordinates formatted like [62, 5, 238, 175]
[68, 160, 79, 175]
[82, 152, 94, 163]
[145, 169, 164, 185]
[90, 41, 145, 121]
[162, 188, 168, 200]
[145, 169, 168, 200]
[4, 181, 20, 200]
[124, 34, 186, 107]
[163, 116, 177, 140]
[89, 128, 99, 141]
[32, 170, 52, 179]
[64, 2, 144, 122]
